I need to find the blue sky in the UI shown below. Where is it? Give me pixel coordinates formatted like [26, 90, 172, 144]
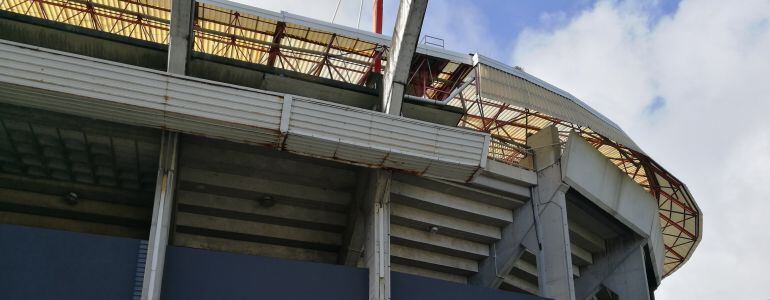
[384, 0, 681, 63]
[241, 0, 770, 299]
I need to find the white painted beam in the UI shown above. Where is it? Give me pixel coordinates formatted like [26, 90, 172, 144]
[141, 131, 179, 300]
[362, 170, 392, 300]
[382, 0, 429, 115]
[167, 0, 195, 75]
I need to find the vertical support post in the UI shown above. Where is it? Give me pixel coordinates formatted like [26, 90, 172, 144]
[528, 126, 576, 300]
[140, 1, 192, 298]
[167, 0, 195, 75]
[382, 0, 429, 115]
[372, 0, 383, 73]
[141, 131, 179, 300]
[362, 169, 392, 300]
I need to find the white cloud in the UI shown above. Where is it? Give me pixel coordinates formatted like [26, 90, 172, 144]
[512, 0, 770, 298]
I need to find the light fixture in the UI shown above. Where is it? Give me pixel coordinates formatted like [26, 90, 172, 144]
[63, 192, 79, 205]
[258, 195, 275, 208]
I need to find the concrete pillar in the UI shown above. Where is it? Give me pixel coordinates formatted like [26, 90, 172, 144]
[362, 169, 392, 300]
[382, 0, 429, 115]
[574, 238, 650, 300]
[166, 0, 195, 75]
[529, 126, 576, 300]
[141, 131, 179, 300]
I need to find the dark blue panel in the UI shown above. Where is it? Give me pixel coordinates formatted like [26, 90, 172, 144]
[162, 246, 368, 300]
[392, 272, 547, 300]
[0, 224, 141, 300]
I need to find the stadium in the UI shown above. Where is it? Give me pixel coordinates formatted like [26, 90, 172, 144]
[0, 0, 701, 299]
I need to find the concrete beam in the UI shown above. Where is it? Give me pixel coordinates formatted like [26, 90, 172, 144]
[390, 180, 513, 226]
[569, 220, 606, 253]
[392, 263, 467, 284]
[393, 173, 525, 209]
[173, 232, 337, 262]
[179, 167, 351, 209]
[570, 242, 594, 267]
[391, 203, 500, 243]
[503, 275, 540, 295]
[390, 224, 488, 260]
[361, 169, 392, 300]
[574, 238, 650, 300]
[141, 131, 179, 300]
[167, 0, 195, 75]
[173, 212, 342, 246]
[177, 190, 347, 230]
[390, 244, 478, 276]
[382, 0, 429, 115]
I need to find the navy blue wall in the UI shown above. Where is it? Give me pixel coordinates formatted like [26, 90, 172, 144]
[162, 245, 368, 300]
[0, 224, 141, 300]
[0, 224, 546, 300]
[392, 272, 546, 300]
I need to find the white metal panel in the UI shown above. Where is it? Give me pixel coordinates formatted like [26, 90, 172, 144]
[285, 98, 488, 181]
[0, 40, 283, 147]
[0, 40, 489, 182]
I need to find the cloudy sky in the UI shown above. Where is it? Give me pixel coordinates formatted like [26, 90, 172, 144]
[241, 0, 770, 298]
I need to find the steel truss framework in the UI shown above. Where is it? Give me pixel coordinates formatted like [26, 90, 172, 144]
[0, 0, 170, 43]
[0, 0, 699, 276]
[444, 71, 700, 276]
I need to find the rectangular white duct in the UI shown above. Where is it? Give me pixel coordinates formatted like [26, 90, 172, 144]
[0, 40, 489, 182]
[284, 97, 488, 181]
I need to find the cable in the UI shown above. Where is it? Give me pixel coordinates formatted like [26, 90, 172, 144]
[356, 0, 364, 29]
[331, 0, 342, 23]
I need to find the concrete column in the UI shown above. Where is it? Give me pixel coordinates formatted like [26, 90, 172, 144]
[574, 238, 650, 300]
[529, 126, 576, 300]
[141, 131, 179, 300]
[167, 0, 195, 75]
[382, 0, 429, 115]
[362, 169, 392, 300]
